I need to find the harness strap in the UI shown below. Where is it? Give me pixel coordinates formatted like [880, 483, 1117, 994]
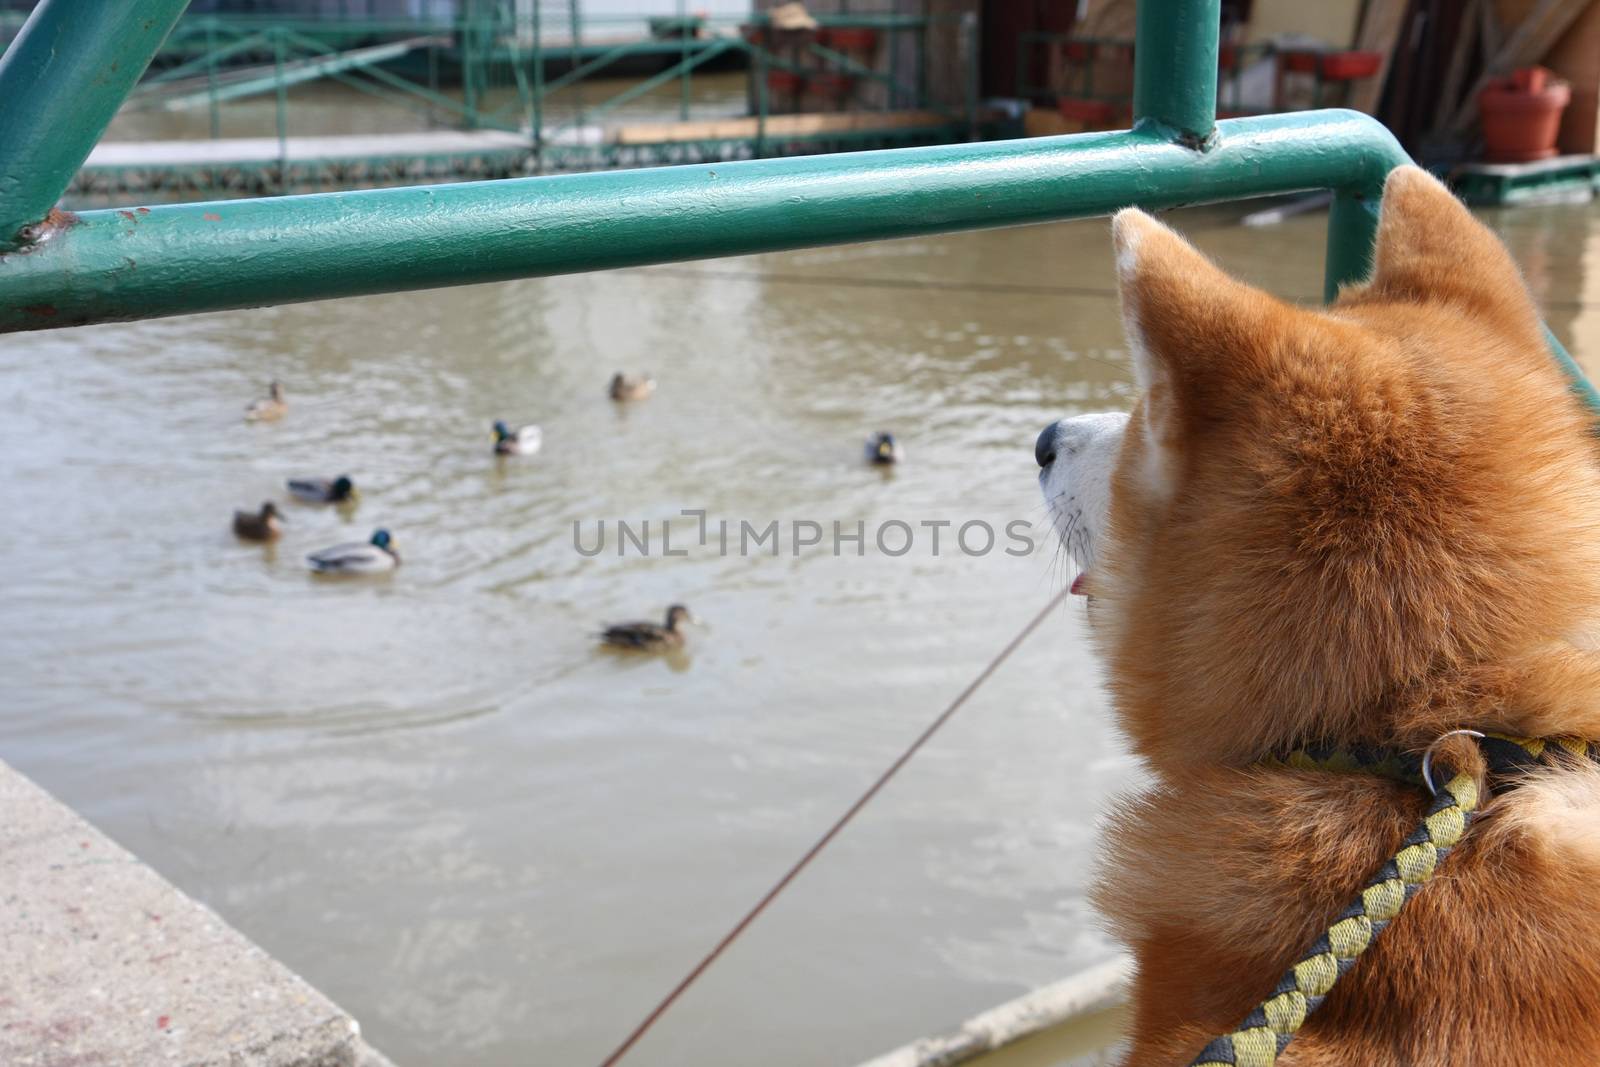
[1185, 732, 1598, 1067]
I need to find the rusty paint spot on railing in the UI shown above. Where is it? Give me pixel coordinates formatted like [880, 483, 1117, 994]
[10, 208, 80, 252]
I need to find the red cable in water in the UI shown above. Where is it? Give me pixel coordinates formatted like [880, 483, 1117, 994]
[595, 585, 1075, 1067]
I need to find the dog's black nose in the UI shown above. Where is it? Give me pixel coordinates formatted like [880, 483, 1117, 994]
[1035, 422, 1059, 468]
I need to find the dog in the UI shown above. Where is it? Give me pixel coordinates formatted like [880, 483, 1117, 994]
[1036, 165, 1600, 1065]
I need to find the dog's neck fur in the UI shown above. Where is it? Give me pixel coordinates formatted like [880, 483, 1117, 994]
[1043, 168, 1600, 1064]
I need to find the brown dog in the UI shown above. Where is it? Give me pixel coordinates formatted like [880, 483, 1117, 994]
[1035, 165, 1600, 1064]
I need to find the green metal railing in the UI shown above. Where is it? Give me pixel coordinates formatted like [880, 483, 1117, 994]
[0, 0, 1594, 419]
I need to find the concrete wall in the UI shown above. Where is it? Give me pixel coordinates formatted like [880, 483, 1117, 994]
[0, 760, 393, 1067]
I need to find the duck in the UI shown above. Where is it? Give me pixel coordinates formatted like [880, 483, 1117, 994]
[599, 604, 695, 651]
[865, 431, 904, 465]
[307, 528, 399, 575]
[232, 501, 285, 541]
[245, 381, 287, 422]
[609, 372, 656, 402]
[287, 474, 357, 504]
[493, 420, 542, 456]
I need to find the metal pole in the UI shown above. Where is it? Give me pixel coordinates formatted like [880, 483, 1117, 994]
[463, 5, 479, 128]
[428, 36, 440, 126]
[888, 14, 900, 109]
[0, 110, 1407, 332]
[1132, 0, 1219, 146]
[568, 0, 586, 129]
[0, 0, 189, 251]
[963, 12, 978, 139]
[678, 0, 690, 120]
[755, 45, 768, 157]
[273, 28, 289, 195]
[1324, 188, 1378, 302]
[531, 0, 543, 172]
[206, 19, 222, 141]
[917, 16, 928, 110]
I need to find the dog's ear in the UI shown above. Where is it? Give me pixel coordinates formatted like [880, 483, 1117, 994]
[1112, 208, 1282, 485]
[1353, 165, 1541, 338]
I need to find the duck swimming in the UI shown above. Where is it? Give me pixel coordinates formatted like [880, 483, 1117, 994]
[307, 529, 399, 575]
[493, 420, 542, 456]
[232, 501, 285, 541]
[245, 381, 287, 422]
[599, 604, 695, 650]
[608, 372, 656, 402]
[865, 431, 903, 465]
[287, 474, 357, 504]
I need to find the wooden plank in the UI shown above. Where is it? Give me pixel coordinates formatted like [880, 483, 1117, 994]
[1449, 0, 1593, 131]
[1546, 0, 1600, 152]
[1431, 0, 1487, 132]
[1348, 0, 1411, 115]
[614, 109, 951, 144]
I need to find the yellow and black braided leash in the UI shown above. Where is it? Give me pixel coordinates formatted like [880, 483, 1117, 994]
[1188, 732, 1600, 1067]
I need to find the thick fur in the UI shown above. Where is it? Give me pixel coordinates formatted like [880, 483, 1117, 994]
[1044, 167, 1600, 1064]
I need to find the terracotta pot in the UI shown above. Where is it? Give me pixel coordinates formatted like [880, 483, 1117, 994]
[765, 69, 805, 95]
[1319, 50, 1381, 80]
[1056, 96, 1116, 125]
[1479, 67, 1571, 163]
[819, 28, 877, 52]
[807, 72, 855, 96]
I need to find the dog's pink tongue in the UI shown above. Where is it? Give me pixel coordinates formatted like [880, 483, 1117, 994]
[1070, 573, 1089, 596]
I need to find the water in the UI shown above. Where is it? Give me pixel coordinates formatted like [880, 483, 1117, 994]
[4, 147, 1599, 1064]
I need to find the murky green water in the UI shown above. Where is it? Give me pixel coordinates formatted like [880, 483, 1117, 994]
[4, 98, 1599, 1064]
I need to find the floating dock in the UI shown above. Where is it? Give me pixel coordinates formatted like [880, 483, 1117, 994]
[1452, 154, 1600, 206]
[70, 111, 963, 201]
[854, 956, 1130, 1067]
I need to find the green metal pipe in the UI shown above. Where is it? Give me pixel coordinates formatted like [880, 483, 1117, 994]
[1543, 326, 1600, 414]
[0, 0, 190, 251]
[0, 110, 1406, 333]
[154, 36, 434, 111]
[1324, 187, 1380, 302]
[1133, 0, 1219, 145]
[135, 24, 259, 92]
[548, 40, 732, 137]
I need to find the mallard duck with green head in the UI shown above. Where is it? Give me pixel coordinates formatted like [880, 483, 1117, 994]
[245, 381, 287, 422]
[609, 372, 656, 402]
[232, 501, 286, 541]
[599, 604, 696, 650]
[307, 529, 399, 575]
[287, 474, 357, 504]
[493, 420, 542, 456]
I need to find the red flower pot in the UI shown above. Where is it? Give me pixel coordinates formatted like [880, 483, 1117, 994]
[1057, 96, 1116, 125]
[819, 27, 877, 51]
[808, 72, 855, 96]
[1280, 49, 1318, 74]
[1319, 50, 1381, 80]
[765, 69, 805, 95]
[1479, 67, 1571, 163]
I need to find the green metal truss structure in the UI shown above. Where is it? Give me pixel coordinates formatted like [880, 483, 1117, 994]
[48, 4, 969, 200]
[0, 0, 1595, 420]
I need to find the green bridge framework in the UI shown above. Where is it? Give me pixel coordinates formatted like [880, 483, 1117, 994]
[14, 2, 980, 200]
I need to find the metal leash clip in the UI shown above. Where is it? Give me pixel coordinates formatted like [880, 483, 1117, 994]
[1420, 728, 1486, 796]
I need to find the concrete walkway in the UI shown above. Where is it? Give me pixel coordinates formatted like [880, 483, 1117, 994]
[0, 760, 393, 1067]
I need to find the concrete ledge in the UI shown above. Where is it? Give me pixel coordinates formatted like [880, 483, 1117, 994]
[0, 759, 390, 1067]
